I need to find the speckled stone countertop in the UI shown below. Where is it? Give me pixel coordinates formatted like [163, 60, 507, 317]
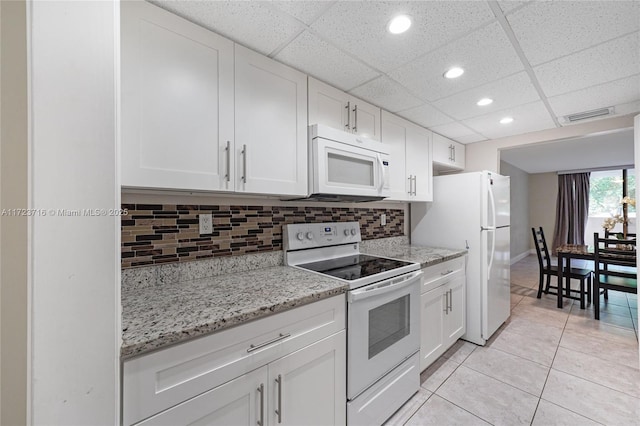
[363, 244, 467, 269]
[121, 266, 347, 359]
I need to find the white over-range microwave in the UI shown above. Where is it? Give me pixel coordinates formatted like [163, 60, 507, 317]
[303, 124, 391, 202]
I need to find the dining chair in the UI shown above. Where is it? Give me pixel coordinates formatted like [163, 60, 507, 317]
[602, 230, 636, 299]
[531, 227, 592, 306]
[593, 232, 637, 320]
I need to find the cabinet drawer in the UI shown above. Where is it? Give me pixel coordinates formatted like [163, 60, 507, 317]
[123, 295, 345, 425]
[421, 257, 465, 294]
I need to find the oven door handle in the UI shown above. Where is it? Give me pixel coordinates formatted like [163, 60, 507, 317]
[348, 271, 422, 302]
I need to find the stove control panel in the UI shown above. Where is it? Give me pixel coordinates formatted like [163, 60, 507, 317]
[284, 221, 362, 251]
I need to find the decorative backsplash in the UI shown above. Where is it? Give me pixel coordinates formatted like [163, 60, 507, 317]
[121, 204, 404, 268]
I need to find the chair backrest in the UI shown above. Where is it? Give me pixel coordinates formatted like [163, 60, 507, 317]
[532, 227, 552, 270]
[604, 230, 636, 239]
[593, 232, 637, 278]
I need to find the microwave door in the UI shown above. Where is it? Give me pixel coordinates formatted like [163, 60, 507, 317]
[312, 138, 387, 197]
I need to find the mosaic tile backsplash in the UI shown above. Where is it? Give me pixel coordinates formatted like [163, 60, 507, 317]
[121, 204, 404, 268]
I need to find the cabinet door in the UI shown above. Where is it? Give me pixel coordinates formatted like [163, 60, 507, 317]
[431, 133, 453, 166]
[235, 45, 308, 196]
[452, 141, 466, 170]
[381, 111, 409, 201]
[121, 1, 234, 191]
[351, 97, 381, 141]
[268, 331, 346, 426]
[405, 125, 433, 202]
[308, 77, 350, 132]
[135, 367, 267, 426]
[420, 287, 445, 371]
[444, 276, 466, 346]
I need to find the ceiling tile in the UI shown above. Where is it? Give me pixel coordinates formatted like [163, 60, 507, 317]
[507, 1, 640, 66]
[456, 134, 487, 144]
[310, 1, 494, 73]
[270, 1, 333, 25]
[432, 72, 539, 120]
[462, 101, 556, 139]
[349, 76, 423, 113]
[534, 32, 640, 98]
[150, 0, 303, 55]
[388, 22, 524, 102]
[548, 74, 640, 118]
[396, 103, 453, 128]
[274, 31, 380, 91]
[429, 122, 477, 139]
[497, 1, 531, 14]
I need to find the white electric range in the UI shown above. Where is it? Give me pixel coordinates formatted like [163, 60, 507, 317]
[284, 222, 422, 425]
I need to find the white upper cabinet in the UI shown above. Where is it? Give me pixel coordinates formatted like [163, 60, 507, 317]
[381, 111, 432, 202]
[121, 0, 234, 191]
[121, 2, 308, 196]
[235, 45, 308, 197]
[432, 133, 465, 171]
[308, 77, 381, 141]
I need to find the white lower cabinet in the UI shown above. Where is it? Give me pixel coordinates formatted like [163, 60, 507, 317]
[123, 295, 346, 426]
[419, 257, 466, 371]
[268, 332, 346, 426]
[136, 367, 267, 426]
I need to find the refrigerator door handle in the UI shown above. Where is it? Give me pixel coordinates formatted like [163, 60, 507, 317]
[487, 228, 496, 281]
[487, 179, 497, 229]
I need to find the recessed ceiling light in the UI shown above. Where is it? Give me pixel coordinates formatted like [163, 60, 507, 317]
[388, 15, 412, 34]
[477, 98, 493, 106]
[500, 117, 514, 124]
[444, 67, 464, 79]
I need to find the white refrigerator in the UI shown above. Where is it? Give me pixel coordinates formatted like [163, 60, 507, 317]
[411, 171, 510, 346]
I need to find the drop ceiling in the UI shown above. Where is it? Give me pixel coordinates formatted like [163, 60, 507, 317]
[150, 0, 640, 144]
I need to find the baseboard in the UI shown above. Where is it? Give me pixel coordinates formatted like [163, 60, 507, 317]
[510, 251, 533, 265]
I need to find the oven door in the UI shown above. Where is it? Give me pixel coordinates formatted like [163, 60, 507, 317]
[311, 136, 390, 198]
[347, 270, 421, 399]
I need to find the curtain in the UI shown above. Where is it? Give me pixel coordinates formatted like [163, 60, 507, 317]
[551, 173, 590, 254]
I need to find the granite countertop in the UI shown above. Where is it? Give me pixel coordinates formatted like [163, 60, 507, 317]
[363, 245, 467, 268]
[121, 266, 348, 359]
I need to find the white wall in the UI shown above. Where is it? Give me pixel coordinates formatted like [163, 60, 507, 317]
[528, 173, 558, 250]
[465, 114, 637, 173]
[499, 161, 530, 262]
[0, 1, 28, 424]
[29, 1, 120, 423]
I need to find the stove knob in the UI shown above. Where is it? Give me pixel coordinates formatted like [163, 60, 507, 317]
[350, 228, 357, 236]
[296, 232, 304, 241]
[306, 232, 314, 240]
[344, 229, 350, 236]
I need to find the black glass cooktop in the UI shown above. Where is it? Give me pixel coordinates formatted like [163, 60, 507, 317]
[297, 254, 414, 281]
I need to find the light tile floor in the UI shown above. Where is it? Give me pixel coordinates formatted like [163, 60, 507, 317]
[385, 255, 640, 426]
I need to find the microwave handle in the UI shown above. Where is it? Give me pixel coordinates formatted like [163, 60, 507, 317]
[349, 270, 422, 302]
[376, 154, 385, 192]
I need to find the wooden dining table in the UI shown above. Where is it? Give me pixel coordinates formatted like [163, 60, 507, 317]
[555, 244, 593, 309]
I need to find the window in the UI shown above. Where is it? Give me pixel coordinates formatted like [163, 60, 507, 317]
[588, 169, 635, 218]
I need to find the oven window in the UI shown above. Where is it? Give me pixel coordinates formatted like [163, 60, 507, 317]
[368, 295, 410, 359]
[327, 152, 374, 187]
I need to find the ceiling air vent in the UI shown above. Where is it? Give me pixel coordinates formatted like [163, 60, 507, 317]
[562, 107, 614, 123]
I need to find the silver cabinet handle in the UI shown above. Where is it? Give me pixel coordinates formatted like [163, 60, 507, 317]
[225, 141, 231, 182]
[241, 144, 247, 184]
[449, 145, 453, 162]
[345, 101, 351, 131]
[452, 145, 456, 162]
[443, 293, 448, 315]
[440, 269, 454, 276]
[407, 175, 413, 195]
[275, 374, 282, 423]
[448, 289, 453, 312]
[247, 333, 290, 353]
[353, 104, 358, 133]
[257, 383, 264, 426]
[413, 175, 417, 196]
